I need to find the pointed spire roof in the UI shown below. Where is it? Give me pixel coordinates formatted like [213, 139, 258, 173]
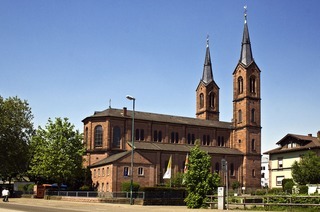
[202, 36, 214, 84]
[240, 6, 254, 66]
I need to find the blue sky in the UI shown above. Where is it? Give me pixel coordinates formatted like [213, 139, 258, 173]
[1, 0, 319, 152]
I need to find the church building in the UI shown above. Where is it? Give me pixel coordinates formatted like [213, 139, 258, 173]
[82, 11, 262, 193]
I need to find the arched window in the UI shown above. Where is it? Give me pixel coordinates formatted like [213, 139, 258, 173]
[221, 137, 225, 147]
[153, 130, 158, 142]
[158, 131, 162, 142]
[112, 126, 121, 148]
[218, 136, 221, 146]
[238, 77, 243, 94]
[251, 109, 255, 123]
[140, 129, 144, 141]
[215, 162, 220, 173]
[175, 132, 179, 143]
[238, 110, 242, 123]
[192, 134, 195, 145]
[85, 127, 88, 145]
[209, 93, 215, 108]
[207, 135, 210, 146]
[202, 135, 206, 146]
[94, 125, 103, 147]
[251, 139, 255, 151]
[230, 163, 235, 176]
[171, 132, 175, 143]
[199, 93, 204, 108]
[250, 76, 256, 93]
[252, 169, 256, 177]
[135, 129, 140, 141]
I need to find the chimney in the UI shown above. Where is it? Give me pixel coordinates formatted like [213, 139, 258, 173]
[317, 131, 320, 140]
[308, 133, 312, 137]
[123, 107, 127, 116]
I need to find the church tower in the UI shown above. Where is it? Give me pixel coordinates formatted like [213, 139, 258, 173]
[232, 7, 261, 189]
[196, 37, 220, 121]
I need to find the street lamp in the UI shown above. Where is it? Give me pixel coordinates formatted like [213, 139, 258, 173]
[126, 95, 135, 205]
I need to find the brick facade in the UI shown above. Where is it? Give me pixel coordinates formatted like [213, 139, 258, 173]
[82, 16, 262, 192]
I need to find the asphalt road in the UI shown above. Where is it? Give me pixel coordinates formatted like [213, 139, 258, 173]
[0, 198, 206, 212]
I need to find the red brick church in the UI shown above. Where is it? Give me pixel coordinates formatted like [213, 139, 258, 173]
[82, 11, 262, 193]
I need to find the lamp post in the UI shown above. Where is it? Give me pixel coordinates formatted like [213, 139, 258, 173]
[126, 95, 135, 205]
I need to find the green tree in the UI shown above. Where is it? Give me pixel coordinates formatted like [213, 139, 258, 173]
[292, 151, 320, 185]
[0, 96, 34, 182]
[28, 118, 84, 187]
[184, 143, 221, 208]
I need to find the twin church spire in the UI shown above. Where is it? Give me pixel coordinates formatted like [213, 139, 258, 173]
[240, 6, 254, 66]
[196, 6, 255, 121]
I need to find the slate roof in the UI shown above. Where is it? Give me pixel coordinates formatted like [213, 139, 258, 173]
[83, 108, 233, 129]
[240, 14, 254, 66]
[90, 151, 130, 168]
[131, 141, 243, 155]
[264, 133, 320, 154]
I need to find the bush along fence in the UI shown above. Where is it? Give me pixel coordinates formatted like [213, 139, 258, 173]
[206, 195, 320, 210]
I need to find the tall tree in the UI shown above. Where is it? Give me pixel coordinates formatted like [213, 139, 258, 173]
[184, 143, 221, 208]
[28, 118, 84, 187]
[292, 151, 320, 185]
[0, 96, 34, 182]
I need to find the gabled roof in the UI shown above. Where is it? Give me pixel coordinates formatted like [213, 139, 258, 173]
[83, 108, 233, 129]
[90, 151, 130, 168]
[131, 141, 243, 155]
[264, 133, 320, 154]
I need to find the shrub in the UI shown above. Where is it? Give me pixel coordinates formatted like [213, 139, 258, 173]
[268, 188, 283, 195]
[121, 181, 140, 192]
[251, 189, 267, 196]
[282, 179, 294, 194]
[298, 185, 308, 194]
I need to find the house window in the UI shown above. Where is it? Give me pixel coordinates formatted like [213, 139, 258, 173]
[94, 125, 103, 147]
[261, 173, 265, 178]
[106, 167, 110, 176]
[112, 126, 121, 148]
[98, 169, 100, 177]
[278, 158, 283, 169]
[238, 77, 243, 94]
[252, 169, 256, 177]
[199, 93, 204, 108]
[102, 168, 105, 177]
[138, 167, 144, 176]
[94, 169, 96, 178]
[276, 176, 284, 186]
[124, 167, 130, 177]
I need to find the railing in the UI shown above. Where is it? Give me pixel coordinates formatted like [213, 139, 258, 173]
[46, 191, 98, 197]
[45, 191, 145, 199]
[206, 195, 320, 209]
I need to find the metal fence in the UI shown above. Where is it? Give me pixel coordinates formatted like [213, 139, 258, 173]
[45, 191, 145, 199]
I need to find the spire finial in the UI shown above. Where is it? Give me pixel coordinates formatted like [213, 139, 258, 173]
[244, 5, 248, 23]
[206, 34, 209, 47]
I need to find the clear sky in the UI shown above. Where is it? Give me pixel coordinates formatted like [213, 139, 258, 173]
[1, 0, 319, 153]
